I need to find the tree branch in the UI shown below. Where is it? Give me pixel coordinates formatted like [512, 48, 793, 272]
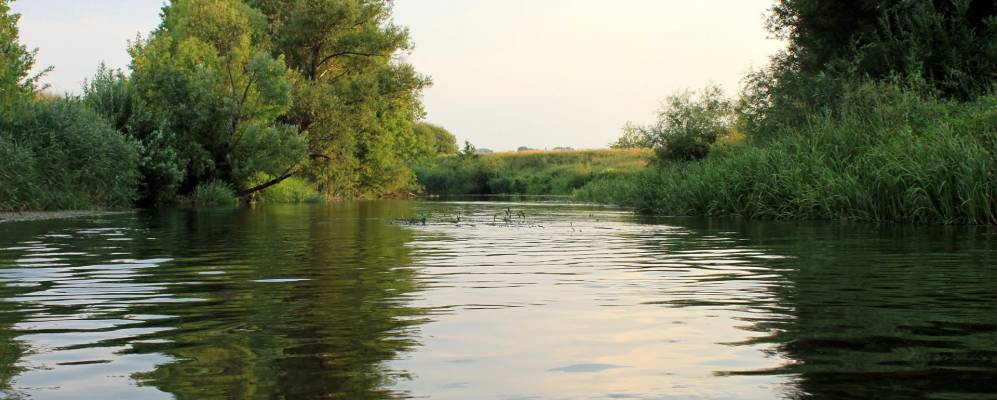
[236, 168, 296, 197]
[313, 50, 389, 79]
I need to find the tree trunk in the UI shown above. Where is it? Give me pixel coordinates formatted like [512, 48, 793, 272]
[236, 171, 295, 205]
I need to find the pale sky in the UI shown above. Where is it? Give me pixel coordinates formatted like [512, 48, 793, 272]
[12, 0, 782, 151]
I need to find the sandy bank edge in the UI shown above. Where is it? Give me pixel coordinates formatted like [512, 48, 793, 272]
[0, 210, 131, 224]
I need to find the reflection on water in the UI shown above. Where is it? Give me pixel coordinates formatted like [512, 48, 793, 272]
[0, 202, 425, 400]
[1, 201, 996, 399]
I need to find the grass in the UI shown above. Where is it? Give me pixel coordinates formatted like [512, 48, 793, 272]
[180, 181, 237, 208]
[414, 148, 652, 196]
[575, 86, 997, 224]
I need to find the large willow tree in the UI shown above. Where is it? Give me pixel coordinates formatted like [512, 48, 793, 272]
[128, 0, 305, 203]
[113, 0, 430, 204]
[246, 0, 430, 198]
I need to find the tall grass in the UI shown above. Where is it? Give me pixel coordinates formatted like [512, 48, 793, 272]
[415, 149, 651, 196]
[180, 181, 237, 208]
[577, 86, 997, 224]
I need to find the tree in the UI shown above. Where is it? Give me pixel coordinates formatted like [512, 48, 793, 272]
[749, 0, 997, 133]
[0, 0, 49, 118]
[126, 0, 306, 204]
[610, 121, 654, 149]
[457, 140, 479, 162]
[249, 0, 430, 197]
[769, 0, 997, 97]
[411, 121, 457, 157]
[649, 85, 734, 162]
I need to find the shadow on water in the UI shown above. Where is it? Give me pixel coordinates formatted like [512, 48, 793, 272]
[0, 202, 428, 400]
[641, 218, 997, 399]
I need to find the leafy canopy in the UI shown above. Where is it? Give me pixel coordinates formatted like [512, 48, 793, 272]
[0, 0, 50, 117]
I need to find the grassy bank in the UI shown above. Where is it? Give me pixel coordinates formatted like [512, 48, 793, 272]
[414, 149, 651, 196]
[576, 87, 997, 224]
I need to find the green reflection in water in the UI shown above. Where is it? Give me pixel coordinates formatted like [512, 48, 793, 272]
[0, 202, 428, 400]
[129, 202, 428, 399]
[662, 219, 997, 399]
[1, 203, 997, 399]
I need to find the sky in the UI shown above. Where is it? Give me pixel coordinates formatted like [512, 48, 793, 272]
[11, 0, 783, 151]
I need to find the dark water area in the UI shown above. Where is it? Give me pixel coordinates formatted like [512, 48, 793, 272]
[0, 201, 995, 399]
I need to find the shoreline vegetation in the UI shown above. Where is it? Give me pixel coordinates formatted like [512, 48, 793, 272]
[415, 148, 651, 197]
[576, 86, 997, 225]
[4, 0, 997, 225]
[419, 1, 997, 225]
[1, 0, 458, 212]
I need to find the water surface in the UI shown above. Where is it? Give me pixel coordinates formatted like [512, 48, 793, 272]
[0, 201, 995, 399]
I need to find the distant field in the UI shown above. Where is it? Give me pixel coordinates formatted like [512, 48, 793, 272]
[414, 148, 652, 196]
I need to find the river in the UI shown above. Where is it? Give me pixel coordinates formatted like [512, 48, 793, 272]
[1, 200, 995, 399]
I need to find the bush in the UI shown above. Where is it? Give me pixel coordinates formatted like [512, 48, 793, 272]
[650, 85, 734, 162]
[0, 98, 140, 211]
[0, 138, 38, 211]
[609, 85, 735, 163]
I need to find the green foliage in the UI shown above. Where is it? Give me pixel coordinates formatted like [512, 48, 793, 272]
[415, 149, 652, 196]
[456, 140, 479, 162]
[410, 121, 457, 159]
[183, 181, 236, 208]
[612, 85, 735, 163]
[2, 0, 450, 211]
[0, 98, 140, 211]
[651, 85, 734, 162]
[0, 0, 49, 119]
[258, 177, 323, 203]
[580, 84, 997, 224]
[125, 0, 305, 204]
[251, 0, 431, 198]
[592, 1, 997, 225]
[609, 122, 653, 149]
[0, 137, 35, 211]
[747, 0, 997, 134]
[770, 0, 997, 99]
[83, 64, 132, 131]
[244, 173, 322, 203]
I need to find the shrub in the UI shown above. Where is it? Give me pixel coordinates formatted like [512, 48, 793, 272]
[0, 137, 37, 211]
[0, 98, 140, 211]
[609, 85, 735, 163]
[651, 85, 735, 162]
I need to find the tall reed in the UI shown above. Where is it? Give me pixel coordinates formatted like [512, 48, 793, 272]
[577, 87, 997, 224]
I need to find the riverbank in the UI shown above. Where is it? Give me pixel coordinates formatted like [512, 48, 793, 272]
[575, 87, 997, 224]
[414, 148, 651, 196]
[0, 210, 129, 224]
